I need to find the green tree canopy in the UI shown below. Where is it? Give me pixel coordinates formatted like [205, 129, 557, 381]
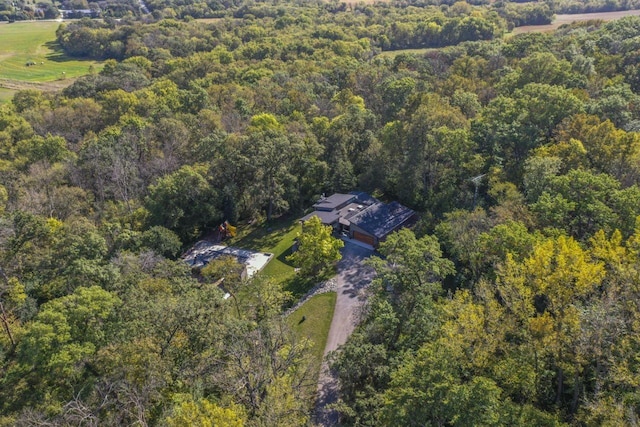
[287, 216, 343, 277]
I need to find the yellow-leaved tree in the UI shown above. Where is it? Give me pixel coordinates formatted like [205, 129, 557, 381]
[287, 215, 343, 277]
[497, 235, 605, 407]
[166, 396, 245, 427]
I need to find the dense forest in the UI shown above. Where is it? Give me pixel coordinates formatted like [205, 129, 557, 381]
[4, 0, 640, 22]
[3, 1, 640, 425]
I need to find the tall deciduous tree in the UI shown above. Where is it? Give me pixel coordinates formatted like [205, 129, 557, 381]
[287, 216, 343, 277]
[473, 83, 584, 181]
[166, 396, 245, 427]
[7, 286, 120, 410]
[368, 228, 454, 349]
[242, 114, 298, 221]
[0, 271, 26, 352]
[497, 235, 605, 408]
[145, 164, 221, 240]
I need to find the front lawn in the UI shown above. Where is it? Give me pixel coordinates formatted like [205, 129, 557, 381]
[231, 217, 300, 281]
[286, 292, 337, 379]
[232, 217, 332, 300]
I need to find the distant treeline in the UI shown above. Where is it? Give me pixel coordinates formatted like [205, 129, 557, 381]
[4, 0, 640, 22]
[0, 0, 58, 20]
[553, 0, 640, 13]
[0, 0, 140, 20]
[56, 6, 506, 62]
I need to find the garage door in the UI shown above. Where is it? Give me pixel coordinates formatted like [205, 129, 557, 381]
[353, 231, 375, 246]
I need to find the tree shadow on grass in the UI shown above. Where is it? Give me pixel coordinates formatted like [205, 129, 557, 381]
[43, 41, 69, 62]
[283, 275, 316, 302]
[43, 40, 96, 63]
[259, 245, 296, 279]
[283, 268, 335, 302]
[276, 246, 295, 266]
[233, 218, 299, 253]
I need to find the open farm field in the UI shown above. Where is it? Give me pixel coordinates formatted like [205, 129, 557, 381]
[0, 21, 103, 100]
[514, 9, 640, 33]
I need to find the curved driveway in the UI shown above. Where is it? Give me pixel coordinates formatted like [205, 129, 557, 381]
[314, 241, 375, 426]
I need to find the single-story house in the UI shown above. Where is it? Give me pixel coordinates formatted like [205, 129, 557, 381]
[301, 192, 416, 247]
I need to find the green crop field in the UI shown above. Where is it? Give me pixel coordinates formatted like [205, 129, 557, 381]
[0, 21, 103, 98]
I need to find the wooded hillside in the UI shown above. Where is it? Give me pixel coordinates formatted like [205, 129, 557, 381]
[2, 3, 640, 425]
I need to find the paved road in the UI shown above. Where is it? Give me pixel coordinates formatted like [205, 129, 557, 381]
[314, 242, 375, 426]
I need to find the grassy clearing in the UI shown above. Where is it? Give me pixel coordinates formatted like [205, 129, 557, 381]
[343, 0, 392, 4]
[376, 47, 434, 59]
[0, 22, 103, 84]
[232, 217, 300, 281]
[512, 9, 640, 34]
[0, 88, 15, 103]
[232, 217, 333, 300]
[195, 17, 226, 23]
[287, 292, 337, 378]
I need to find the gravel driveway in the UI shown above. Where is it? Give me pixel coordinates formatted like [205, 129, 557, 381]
[314, 241, 375, 426]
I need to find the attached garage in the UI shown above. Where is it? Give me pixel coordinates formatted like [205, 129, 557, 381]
[349, 201, 416, 248]
[353, 231, 375, 246]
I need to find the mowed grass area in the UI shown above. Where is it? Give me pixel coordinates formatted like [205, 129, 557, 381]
[286, 292, 337, 378]
[0, 88, 15, 103]
[233, 220, 339, 384]
[231, 217, 332, 300]
[0, 22, 103, 84]
[232, 217, 300, 283]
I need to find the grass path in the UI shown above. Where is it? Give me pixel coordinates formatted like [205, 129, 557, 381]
[0, 77, 76, 90]
[0, 76, 81, 104]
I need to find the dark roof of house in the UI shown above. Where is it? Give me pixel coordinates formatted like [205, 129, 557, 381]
[300, 210, 340, 225]
[350, 201, 415, 239]
[350, 191, 379, 206]
[313, 193, 355, 211]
